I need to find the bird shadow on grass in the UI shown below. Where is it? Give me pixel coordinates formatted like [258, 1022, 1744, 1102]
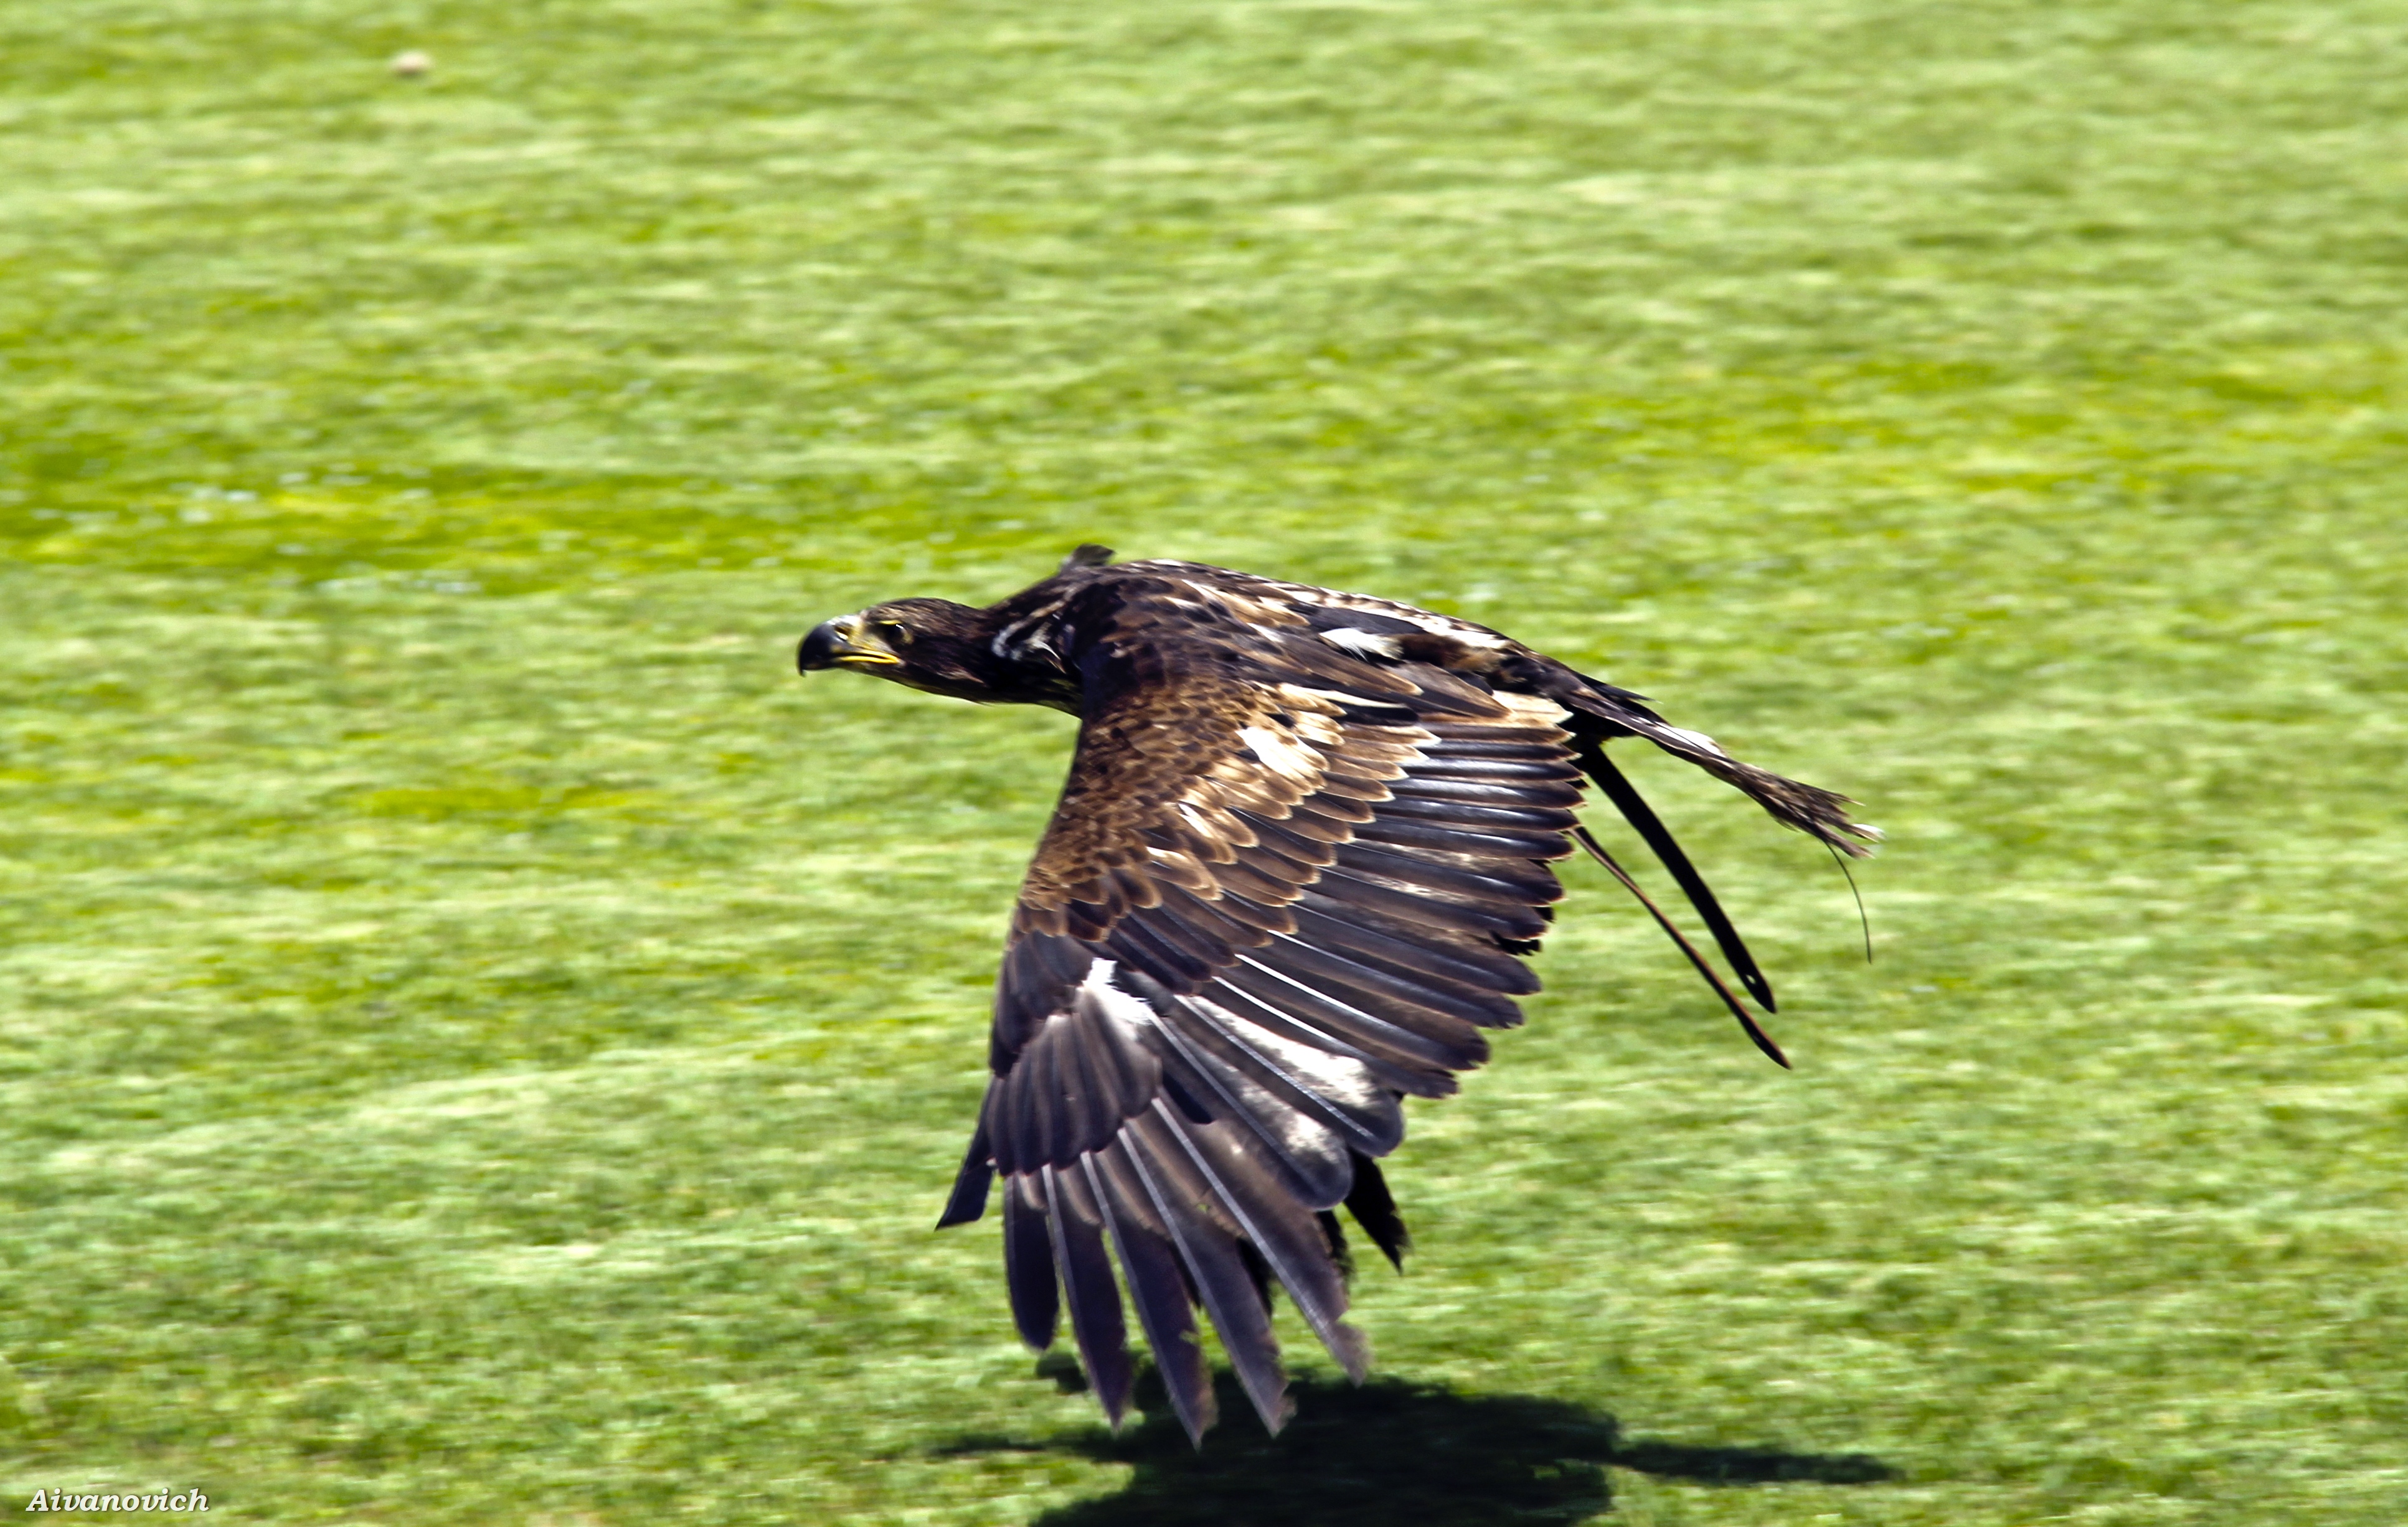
[935, 1363, 1896, 1526]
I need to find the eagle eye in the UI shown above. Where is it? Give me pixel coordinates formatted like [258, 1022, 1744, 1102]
[876, 619, 914, 646]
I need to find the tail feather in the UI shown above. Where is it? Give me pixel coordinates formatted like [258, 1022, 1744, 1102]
[1574, 740, 1778, 1012]
[1558, 685, 1879, 858]
[1572, 824, 1790, 1069]
[1545, 672, 1877, 1064]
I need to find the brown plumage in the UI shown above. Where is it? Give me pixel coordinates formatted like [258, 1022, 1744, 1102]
[797, 545, 1876, 1443]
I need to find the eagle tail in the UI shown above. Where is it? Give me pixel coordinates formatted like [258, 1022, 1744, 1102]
[1571, 822, 1791, 1069]
[1557, 682, 1878, 858]
[1543, 671, 1877, 1053]
[1572, 736, 1780, 1013]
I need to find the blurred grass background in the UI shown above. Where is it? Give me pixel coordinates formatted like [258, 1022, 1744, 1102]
[4, 0, 2406, 1521]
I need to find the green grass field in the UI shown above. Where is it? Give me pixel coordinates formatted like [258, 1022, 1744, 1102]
[6, 1, 2406, 1521]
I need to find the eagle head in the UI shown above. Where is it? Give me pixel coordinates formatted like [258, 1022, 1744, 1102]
[797, 598, 1019, 703]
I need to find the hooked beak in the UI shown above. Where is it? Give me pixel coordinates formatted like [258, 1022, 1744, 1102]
[797, 615, 903, 672]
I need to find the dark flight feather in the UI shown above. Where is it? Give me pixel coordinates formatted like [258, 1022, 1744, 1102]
[796, 547, 1874, 1442]
[1574, 737, 1778, 1012]
[1044, 1162, 1135, 1425]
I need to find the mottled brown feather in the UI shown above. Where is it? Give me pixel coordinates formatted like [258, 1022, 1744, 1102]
[806, 553, 1874, 1444]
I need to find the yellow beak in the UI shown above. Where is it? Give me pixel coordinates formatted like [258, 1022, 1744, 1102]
[796, 615, 904, 671]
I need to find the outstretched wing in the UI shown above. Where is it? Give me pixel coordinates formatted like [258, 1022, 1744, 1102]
[937, 574, 1585, 1441]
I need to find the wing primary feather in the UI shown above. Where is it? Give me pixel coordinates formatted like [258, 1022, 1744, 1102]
[1420, 719, 1569, 745]
[1136, 904, 1240, 975]
[1043, 1163, 1135, 1427]
[1003, 1175, 1059, 1351]
[1403, 756, 1583, 783]
[936, 1110, 994, 1228]
[1176, 997, 1407, 1152]
[1029, 1025, 1071, 1165]
[1087, 1150, 1217, 1446]
[1572, 824, 1792, 1069]
[1311, 767, 1404, 803]
[1574, 738, 1777, 1012]
[1123, 1110, 1293, 1434]
[1232, 809, 1343, 863]
[1333, 838, 1563, 905]
[1155, 884, 1272, 951]
[1287, 881, 1529, 963]
[1212, 853, 1315, 906]
[1343, 1153, 1411, 1272]
[1105, 914, 1218, 988]
[1313, 863, 1549, 941]
[1372, 793, 1580, 832]
[1062, 1006, 1133, 1150]
[1024, 929, 1095, 985]
[1415, 736, 1572, 761]
[1156, 1108, 1371, 1384]
[1209, 891, 1300, 937]
[1290, 792, 1376, 829]
[1387, 773, 1584, 808]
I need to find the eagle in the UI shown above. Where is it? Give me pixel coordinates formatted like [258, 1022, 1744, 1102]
[797, 545, 1875, 1443]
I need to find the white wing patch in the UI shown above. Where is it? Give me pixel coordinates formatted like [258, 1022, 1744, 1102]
[1193, 993, 1384, 1113]
[1277, 683, 1399, 713]
[1239, 725, 1321, 784]
[1491, 689, 1574, 728]
[1077, 957, 1156, 1036]
[1660, 725, 1729, 758]
[1321, 627, 1404, 660]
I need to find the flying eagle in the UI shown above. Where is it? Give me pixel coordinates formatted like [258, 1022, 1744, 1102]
[798, 545, 1874, 1442]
